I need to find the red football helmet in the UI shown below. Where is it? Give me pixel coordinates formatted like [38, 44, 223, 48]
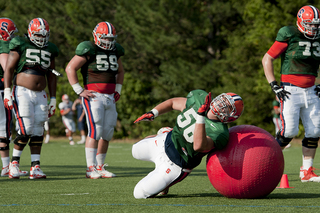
[93, 21, 117, 50]
[28, 18, 50, 47]
[210, 93, 244, 123]
[0, 18, 18, 41]
[297, 5, 320, 39]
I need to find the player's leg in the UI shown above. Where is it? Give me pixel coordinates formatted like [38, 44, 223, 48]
[96, 97, 117, 178]
[299, 87, 320, 182]
[62, 117, 75, 145]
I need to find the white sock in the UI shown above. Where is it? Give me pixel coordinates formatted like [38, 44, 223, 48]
[85, 148, 97, 167]
[1, 157, 10, 168]
[12, 148, 23, 158]
[302, 156, 313, 170]
[31, 154, 40, 162]
[68, 136, 73, 141]
[96, 153, 107, 166]
[81, 135, 86, 141]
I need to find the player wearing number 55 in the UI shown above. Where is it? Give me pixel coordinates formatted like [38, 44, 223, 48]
[262, 5, 320, 182]
[132, 90, 243, 199]
[3, 18, 58, 179]
[65, 21, 124, 179]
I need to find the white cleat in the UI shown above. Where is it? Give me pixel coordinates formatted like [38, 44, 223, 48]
[9, 161, 20, 179]
[86, 166, 102, 179]
[29, 165, 46, 179]
[96, 164, 116, 178]
[300, 167, 320, 182]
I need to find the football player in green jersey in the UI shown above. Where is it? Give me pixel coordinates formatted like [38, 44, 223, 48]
[3, 18, 59, 179]
[0, 17, 28, 177]
[262, 5, 320, 182]
[65, 21, 125, 179]
[132, 90, 244, 198]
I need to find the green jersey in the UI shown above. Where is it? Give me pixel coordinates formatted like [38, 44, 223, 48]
[9, 36, 59, 74]
[171, 89, 229, 166]
[75, 41, 125, 86]
[276, 26, 320, 76]
[0, 40, 10, 78]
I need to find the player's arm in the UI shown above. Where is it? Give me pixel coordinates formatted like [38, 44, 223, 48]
[114, 58, 124, 102]
[71, 99, 79, 111]
[3, 50, 19, 89]
[65, 55, 95, 99]
[193, 92, 214, 152]
[134, 97, 187, 123]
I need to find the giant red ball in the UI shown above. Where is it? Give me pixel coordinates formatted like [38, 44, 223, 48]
[206, 125, 284, 199]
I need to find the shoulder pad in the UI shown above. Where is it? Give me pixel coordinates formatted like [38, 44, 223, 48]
[76, 41, 95, 56]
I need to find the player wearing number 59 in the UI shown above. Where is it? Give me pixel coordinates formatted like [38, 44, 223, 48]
[132, 90, 243, 199]
[262, 5, 320, 182]
[3, 18, 58, 179]
[65, 21, 124, 179]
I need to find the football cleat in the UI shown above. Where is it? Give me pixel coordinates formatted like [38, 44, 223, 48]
[9, 161, 20, 179]
[69, 141, 75, 145]
[29, 165, 46, 179]
[3, 165, 28, 177]
[300, 167, 320, 182]
[157, 188, 169, 196]
[96, 164, 116, 178]
[86, 166, 102, 179]
[77, 140, 85, 144]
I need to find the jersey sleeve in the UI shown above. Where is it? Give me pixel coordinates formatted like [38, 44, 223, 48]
[48, 42, 59, 58]
[9, 36, 22, 52]
[75, 41, 95, 56]
[0, 40, 10, 54]
[115, 43, 125, 57]
[185, 89, 208, 109]
[275, 26, 294, 43]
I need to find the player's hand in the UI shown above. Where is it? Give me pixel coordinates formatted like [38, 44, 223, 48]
[315, 85, 320, 98]
[80, 89, 96, 100]
[197, 92, 212, 116]
[270, 81, 290, 101]
[134, 111, 155, 123]
[48, 98, 56, 117]
[114, 92, 120, 102]
[4, 88, 13, 110]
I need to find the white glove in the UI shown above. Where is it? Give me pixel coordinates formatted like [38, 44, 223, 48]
[4, 88, 13, 110]
[48, 98, 56, 117]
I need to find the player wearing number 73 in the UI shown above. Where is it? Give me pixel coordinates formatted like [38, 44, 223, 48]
[262, 5, 320, 182]
[65, 21, 124, 179]
[3, 18, 58, 179]
[132, 90, 243, 198]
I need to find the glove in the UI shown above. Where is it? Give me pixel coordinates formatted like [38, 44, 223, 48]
[315, 85, 320, 98]
[4, 88, 13, 110]
[270, 81, 291, 101]
[134, 111, 156, 123]
[114, 92, 120, 102]
[48, 98, 56, 117]
[197, 92, 212, 116]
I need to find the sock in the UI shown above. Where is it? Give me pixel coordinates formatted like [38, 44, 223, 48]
[1, 157, 10, 168]
[12, 148, 23, 157]
[31, 154, 41, 163]
[85, 148, 97, 167]
[81, 135, 86, 141]
[302, 156, 313, 170]
[68, 136, 73, 141]
[96, 153, 107, 166]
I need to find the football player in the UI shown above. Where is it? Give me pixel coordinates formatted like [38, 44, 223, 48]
[58, 94, 76, 145]
[65, 21, 125, 179]
[262, 5, 320, 182]
[133, 90, 244, 198]
[3, 18, 59, 179]
[0, 17, 28, 177]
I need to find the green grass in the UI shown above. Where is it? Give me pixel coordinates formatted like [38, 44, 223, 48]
[0, 140, 320, 212]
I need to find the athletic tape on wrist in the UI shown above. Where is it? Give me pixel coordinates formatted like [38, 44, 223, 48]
[115, 84, 122, 95]
[151, 109, 159, 118]
[196, 114, 205, 124]
[72, 83, 84, 95]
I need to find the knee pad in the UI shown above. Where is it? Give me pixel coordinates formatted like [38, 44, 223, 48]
[276, 132, 293, 148]
[29, 136, 44, 147]
[14, 134, 30, 148]
[0, 138, 10, 150]
[302, 137, 319, 149]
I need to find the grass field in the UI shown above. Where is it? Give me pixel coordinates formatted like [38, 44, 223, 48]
[1, 138, 320, 213]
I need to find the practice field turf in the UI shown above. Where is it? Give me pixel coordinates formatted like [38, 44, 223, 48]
[1, 139, 320, 213]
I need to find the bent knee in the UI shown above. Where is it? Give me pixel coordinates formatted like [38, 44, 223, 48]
[133, 185, 148, 199]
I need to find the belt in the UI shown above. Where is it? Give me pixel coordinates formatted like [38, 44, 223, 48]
[280, 82, 299, 87]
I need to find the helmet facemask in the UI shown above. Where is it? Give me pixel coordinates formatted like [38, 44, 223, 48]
[94, 33, 117, 50]
[210, 93, 243, 123]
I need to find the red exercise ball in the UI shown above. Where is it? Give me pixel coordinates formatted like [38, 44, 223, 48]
[206, 125, 284, 199]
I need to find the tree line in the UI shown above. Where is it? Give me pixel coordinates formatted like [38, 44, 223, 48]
[1, 0, 316, 138]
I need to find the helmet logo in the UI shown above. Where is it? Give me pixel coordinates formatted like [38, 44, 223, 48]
[1, 22, 8, 31]
[298, 8, 305, 18]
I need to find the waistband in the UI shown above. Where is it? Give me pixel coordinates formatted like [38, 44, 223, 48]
[280, 82, 298, 87]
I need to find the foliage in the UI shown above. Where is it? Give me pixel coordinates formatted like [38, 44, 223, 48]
[0, 0, 315, 138]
